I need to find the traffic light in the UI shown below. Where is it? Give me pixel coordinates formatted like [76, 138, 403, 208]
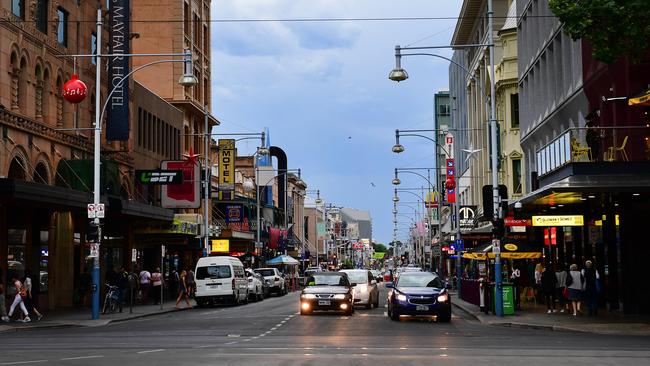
[87, 221, 99, 242]
[492, 218, 505, 239]
[482, 185, 508, 220]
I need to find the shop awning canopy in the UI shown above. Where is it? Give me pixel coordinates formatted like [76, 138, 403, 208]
[462, 238, 542, 260]
[628, 88, 650, 106]
[266, 255, 300, 266]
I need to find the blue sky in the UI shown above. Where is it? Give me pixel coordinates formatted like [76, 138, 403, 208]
[210, 1, 462, 245]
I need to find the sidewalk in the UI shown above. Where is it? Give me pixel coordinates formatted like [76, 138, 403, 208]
[0, 299, 195, 333]
[450, 291, 650, 336]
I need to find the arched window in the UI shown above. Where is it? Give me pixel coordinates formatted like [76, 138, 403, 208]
[7, 155, 27, 181]
[18, 57, 28, 112]
[33, 162, 49, 184]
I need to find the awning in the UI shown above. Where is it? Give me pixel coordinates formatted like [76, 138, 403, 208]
[628, 88, 650, 106]
[0, 178, 91, 209]
[462, 237, 542, 260]
[116, 199, 174, 221]
[266, 255, 300, 266]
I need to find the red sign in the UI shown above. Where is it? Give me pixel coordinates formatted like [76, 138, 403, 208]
[504, 217, 532, 226]
[161, 158, 201, 209]
[445, 159, 456, 203]
[550, 227, 557, 245]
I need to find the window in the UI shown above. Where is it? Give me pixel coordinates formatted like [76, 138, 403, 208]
[36, 0, 48, 34]
[203, 77, 209, 107]
[438, 104, 450, 116]
[510, 93, 520, 128]
[196, 265, 231, 280]
[91, 33, 97, 65]
[12, 0, 25, 19]
[512, 159, 522, 194]
[184, 2, 190, 37]
[57, 7, 68, 46]
[193, 13, 200, 45]
[203, 24, 209, 52]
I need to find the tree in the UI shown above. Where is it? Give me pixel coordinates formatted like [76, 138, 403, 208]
[373, 243, 387, 253]
[549, 0, 650, 63]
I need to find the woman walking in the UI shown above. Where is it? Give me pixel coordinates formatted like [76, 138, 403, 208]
[555, 265, 568, 313]
[151, 267, 163, 305]
[7, 275, 30, 322]
[175, 270, 193, 309]
[24, 270, 43, 321]
[566, 264, 585, 316]
[540, 265, 557, 313]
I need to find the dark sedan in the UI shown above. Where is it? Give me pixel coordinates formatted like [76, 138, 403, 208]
[386, 271, 451, 322]
[300, 272, 355, 316]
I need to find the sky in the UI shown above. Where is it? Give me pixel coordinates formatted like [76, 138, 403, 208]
[210, 0, 462, 245]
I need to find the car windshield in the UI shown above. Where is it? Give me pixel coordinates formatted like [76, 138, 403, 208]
[255, 269, 275, 277]
[306, 274, 350, 287]
[396, 274, 444, 288]
[196, 265, 231, 280]
[342, 271, 367, 284]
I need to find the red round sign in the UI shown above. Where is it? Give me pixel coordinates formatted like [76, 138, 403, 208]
[62, 74, 88, 104]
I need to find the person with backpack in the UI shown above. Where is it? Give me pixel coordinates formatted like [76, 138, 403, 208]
[7, 274, 30, 322]
[566, 263, 585, 316]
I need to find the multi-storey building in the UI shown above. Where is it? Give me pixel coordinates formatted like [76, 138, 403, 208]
[516, 0, 650, 314]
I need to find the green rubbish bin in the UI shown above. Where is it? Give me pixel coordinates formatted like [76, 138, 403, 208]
[493, 283, 515, 315]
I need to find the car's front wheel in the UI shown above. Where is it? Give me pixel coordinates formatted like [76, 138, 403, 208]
[437, 310, 452, 323]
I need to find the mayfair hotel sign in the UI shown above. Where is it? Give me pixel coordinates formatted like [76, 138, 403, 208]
[532, 215, 584, 227]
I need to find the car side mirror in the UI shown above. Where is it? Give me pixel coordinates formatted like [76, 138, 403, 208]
[385, 282, 394, 288]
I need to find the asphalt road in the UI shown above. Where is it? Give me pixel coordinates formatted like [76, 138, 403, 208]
[1, 284, 650, 366]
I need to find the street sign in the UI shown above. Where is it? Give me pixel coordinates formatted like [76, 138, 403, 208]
[96, 203, 105, 218]
[136, 170, 183, 185]
[433, 244, 442, 257]
[131, 248, 137, 263]
[87, 204, 96, 219]
[161, 245, 166, 256]
[456, 239, 465, 251]
[492, 238, 501, 254]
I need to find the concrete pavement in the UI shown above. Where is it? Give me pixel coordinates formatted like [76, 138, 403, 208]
[451, 291, 650, 336]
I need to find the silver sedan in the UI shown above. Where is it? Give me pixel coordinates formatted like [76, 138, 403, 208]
[340, 269, 379, 309]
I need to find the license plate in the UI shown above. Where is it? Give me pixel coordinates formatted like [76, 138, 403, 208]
[318, 300, 331, 306]
[416, 305, 429, 311]
[209, 284, 221, 288]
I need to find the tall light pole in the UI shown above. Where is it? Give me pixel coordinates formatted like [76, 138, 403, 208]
[62, 9, 199, 319]
[388, 5, 502, 313]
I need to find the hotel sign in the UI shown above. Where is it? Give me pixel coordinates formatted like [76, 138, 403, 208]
[532, 215, 584, 227]
[218, 139, 235, 200]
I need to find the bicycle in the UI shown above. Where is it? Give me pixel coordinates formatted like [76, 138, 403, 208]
[102, 284, 120, 314]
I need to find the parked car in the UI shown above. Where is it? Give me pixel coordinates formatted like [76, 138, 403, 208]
[386, 271, 451, 322]
[194, 256, 248, 307]
[254, 268, 286, 296]
[300, 272, 355, 316]
[245, 269, 265, 302]
[340, 269, 379, 309]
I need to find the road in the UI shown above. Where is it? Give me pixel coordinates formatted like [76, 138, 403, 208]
[1, 284, 649, 365]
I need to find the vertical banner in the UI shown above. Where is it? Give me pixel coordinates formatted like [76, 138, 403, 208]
[444, 132, 456, 203]
[218, 139, 235, 200]
[107, 0, 130, 141]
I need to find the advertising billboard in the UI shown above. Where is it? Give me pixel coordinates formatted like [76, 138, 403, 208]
[218, 139, 235, 200]
[161, 160, 201, 208]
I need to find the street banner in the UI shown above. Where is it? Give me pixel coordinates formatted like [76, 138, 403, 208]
[218, 139, 235, 200]
[161, 159, 200, 208]
[106, 0, 130, 141]
[446, 158, 456, 203]
[316, 222, 327, 240]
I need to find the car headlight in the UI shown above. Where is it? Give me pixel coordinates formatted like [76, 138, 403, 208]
[396, 293, 407, 302]
[437, 293, 449, 303]
[333, 294, 346, 300]
[301, 294, 316, 299]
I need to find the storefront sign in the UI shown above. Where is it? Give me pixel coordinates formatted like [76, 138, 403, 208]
[446, 159, 456, 203]
[134, 214, 200, 235]
[218, 139, 235, 200]
[211, 239, 229, 253]
[225, 204, 243, 223]
[459, 206, 476, 228]
[504, 217, 532, 226]
[161, 159, 200, 208]
[532, 215, 584, 227]
[136, 170, 183, 185]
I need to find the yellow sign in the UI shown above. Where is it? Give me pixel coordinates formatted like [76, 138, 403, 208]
[503, 243, 518, 251]
[532, 215, 584, 227]
[211, 239, 229, 253]
[218, 139, 235, 200]
[595, 214, 620, 227]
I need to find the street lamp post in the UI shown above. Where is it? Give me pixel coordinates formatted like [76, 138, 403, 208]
[62, 9, 199, 320]
[388, 1, 502, 313]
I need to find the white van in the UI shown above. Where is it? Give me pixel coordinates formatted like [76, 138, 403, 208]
[194, 256, 248, 306]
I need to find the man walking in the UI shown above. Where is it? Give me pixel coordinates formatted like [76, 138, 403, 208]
[139, 268, 151, 304]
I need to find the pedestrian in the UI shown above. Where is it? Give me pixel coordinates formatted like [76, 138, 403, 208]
[582, 260, 600, 316]
[534, 262, 543, 303]
[0, 270, 9, 322]
[510, 264, 522, 310]
[555, 265, 568, 313]
[139, 268, 151, 304]
[186, 268, 196, 299]
[151, 267, 163, 305]
[79, 268, 92, 308]
[7, 275, 30, 322]
[540, 265, 557, 313]
[116, 267, 129, 312]
[175, 270, 192, 309]
[169, 268, 179, 300]
[566, 263, 585, 316]
[23, 270, 44, 321]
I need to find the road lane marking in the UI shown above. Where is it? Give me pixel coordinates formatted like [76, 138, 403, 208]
[137, 349, 165, 354]
[227, 334, 241, 338]
[60, 356, 104, 361]
[0, 361, 48, 365]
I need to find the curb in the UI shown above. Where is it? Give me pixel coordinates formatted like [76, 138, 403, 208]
[108, 306, 191, 324]
[451, 302, 480, 321]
